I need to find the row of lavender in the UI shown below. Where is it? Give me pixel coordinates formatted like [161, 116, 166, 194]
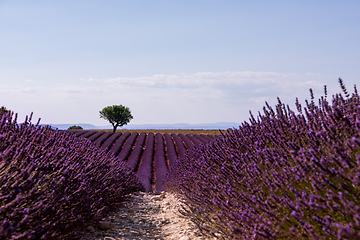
[0, 111, 144, 240]
[68, 130, 216, 192]
[167, 79, 360, 239]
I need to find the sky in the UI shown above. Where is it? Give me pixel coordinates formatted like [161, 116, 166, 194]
[1, 0, 359, 126]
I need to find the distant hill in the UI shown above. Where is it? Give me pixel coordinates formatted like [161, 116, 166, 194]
[41, 122, 241, 130]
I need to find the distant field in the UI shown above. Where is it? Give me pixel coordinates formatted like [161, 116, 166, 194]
[84, 129, 226, 135]
[68, 129, 222, 192]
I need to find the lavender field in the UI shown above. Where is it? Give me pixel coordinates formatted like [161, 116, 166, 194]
[67, 129, 218, 192]
[0, 112, 144, 239]
[167, 79, 360, 239]
[1, 79, 359, 239]
[0, 109, 219, 239]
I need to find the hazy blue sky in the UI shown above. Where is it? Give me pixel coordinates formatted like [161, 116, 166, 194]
[1, 0, 359, 126]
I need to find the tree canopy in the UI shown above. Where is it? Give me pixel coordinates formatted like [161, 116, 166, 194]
[68, 125, 83, 130]
[99, 105, 133, 133]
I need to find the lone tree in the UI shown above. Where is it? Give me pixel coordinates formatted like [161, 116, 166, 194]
[99, 105, 133, 133]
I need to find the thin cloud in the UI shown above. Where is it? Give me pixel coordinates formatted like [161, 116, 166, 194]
[82, 71, 325, 90]
[20, 88, 38, 94]
[57, 85, 111, 94]
[0, 87, 39, 94]
[2, 71, 343, 125]
[77, 71, 334, 108]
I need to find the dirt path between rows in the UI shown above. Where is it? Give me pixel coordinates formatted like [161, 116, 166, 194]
[79, 191, 217, 240]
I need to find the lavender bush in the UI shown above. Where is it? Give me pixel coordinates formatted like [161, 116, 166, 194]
[193, 134, 210, 144]
[178, 133, 195, 150]
[100, 132, 122, 151]
[108, 131, 131, 157]
[137, 133, 154, 192]
[167, 79, 360, 239]
[164, 133, 178, 167]
[93, 131, 113, 148]
[0, 112, 144, 240]
[117, 132, 138, 161]
[72, 130, 87, 137]
[87, 131, 106, 142]
[78, 130, 97, 139]
[186, 134, 201, 147]
[127, 132, 146, 171]
[154, 133, 169, 192]
[171, 133, 187, 159]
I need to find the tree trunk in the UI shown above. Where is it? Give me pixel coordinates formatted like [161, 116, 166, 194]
[112, 125, 117, 133]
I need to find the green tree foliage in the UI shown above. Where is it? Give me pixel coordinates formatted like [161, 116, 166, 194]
[68, 125, 83, 130]
[99, 105, 133, 133]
